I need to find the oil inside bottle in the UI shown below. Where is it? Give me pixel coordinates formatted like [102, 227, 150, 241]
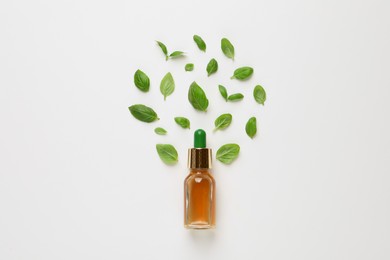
[184, 169, 215, 229]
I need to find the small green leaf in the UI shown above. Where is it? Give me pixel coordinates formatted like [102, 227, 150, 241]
[253, 85, 266, 105]
[221, 38, 235, 60]
[188, 81, 209, 112]
[154, 127, 167, 135]
[216, 143, 240, 164]
[231, 67, 254, 80]
[228, 93, 244, 101]
[206, 58, 218, 76]
[128, 104, 159, 123]
[169, 51, 185, 58]
[214, 113, 232, 131]
[160, 72, 175, 100]
[218, 85, 228, 101]
[185, 63, 194, 71]
[193, 35, 206, 52]
[174, 117, 190, 129]
[133, 69, 150, 92]
[156, 41, 168, 60]
[245, 117, 257, 138]
[156, 144, 178, 165]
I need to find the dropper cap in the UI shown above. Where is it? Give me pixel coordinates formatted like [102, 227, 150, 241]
[194, 129, 206, 148]
[188, 129, 212, 169]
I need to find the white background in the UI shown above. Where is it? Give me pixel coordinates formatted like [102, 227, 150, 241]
[1, 0, 389, 259]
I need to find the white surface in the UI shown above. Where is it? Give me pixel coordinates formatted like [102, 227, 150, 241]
[1, 0, 390, 259]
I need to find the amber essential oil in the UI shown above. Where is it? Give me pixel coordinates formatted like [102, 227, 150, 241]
[184, 129, 216, 229]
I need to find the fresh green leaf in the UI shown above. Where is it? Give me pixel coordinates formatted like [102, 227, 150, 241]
[218, 85, 228, 101]
[221, 38, 235, 60]
[188, 81, 209, 112]
[156, 41, 185, 60]
[193, 35, 206, 52]
[231, 66, 254, 80]
[156, 41, 168, 60]
[160, 72, 175, 100]
[174, 117, 190, 129]
[214, 113, 232, 131]
[133, 69, 150, 92]
[185, 63, 194, 71]
[156, 144, 178, 165]
[253, 85, 266, 105]
[128, 104, 159, 123]
[154, 127, 167, 135]
[206, 58, 218, 76]
[216, 143, 240, 164]
[169, 51, 185, 58]
[245, 117, 257, 138]
[228, 93, 244, 101]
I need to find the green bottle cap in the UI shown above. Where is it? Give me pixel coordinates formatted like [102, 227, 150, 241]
[194, 129, 206, 148]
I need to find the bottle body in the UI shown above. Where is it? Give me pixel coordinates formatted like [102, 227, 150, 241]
[184, 169, 216, 229]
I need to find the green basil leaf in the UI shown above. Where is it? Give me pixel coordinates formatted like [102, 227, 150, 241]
[156, 41, 168, 60]
[206, 58, 218, 76]
[154, 127, 167, 135]
[174, 117, 190, 129]
[227, 93, 244, 101]
[218, 85, 228, 101]
[133, 69, 150, 92]
[193, 35, 206, 52]
[169, 51, 185, 58]
[188, 81, 209, 112]
[216, 143, 240, 164]
[214, 113, 232, 131]
[160, 72, 175, 100]
[221, 38, 235, 60]
[253, 85, 266, 105]
[245, 117, 257, 138]
[231, 66, 254, 80]
[156, 144, 178, 165]
[128, 104, 159, 123]
[185, 63, 194, 71]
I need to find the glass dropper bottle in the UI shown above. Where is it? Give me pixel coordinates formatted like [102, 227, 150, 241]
[184, 129, 216, 229]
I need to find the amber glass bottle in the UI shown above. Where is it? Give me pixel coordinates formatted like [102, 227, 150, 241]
[184, 129, 216, 229]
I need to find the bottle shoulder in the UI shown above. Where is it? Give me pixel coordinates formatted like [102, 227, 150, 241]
[184, 169, 215, 183]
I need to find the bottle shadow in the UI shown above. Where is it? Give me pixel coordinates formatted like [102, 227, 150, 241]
[188, 229, 216, 249]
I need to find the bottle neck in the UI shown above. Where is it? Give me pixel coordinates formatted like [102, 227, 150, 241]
[187, 148, 212, 169]
[189, 168, 211, 174]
